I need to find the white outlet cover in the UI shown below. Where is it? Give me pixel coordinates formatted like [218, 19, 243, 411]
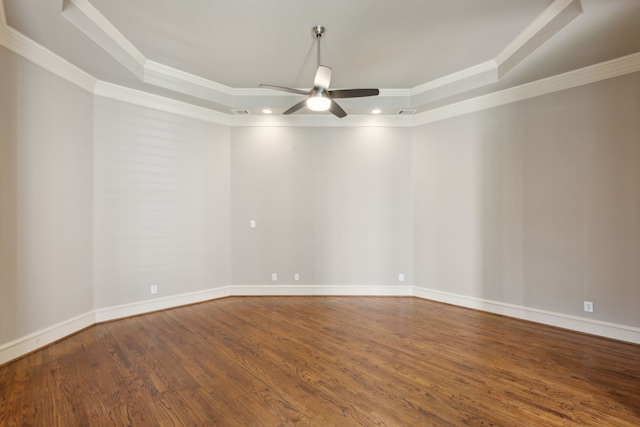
[584, 301, 594, 312]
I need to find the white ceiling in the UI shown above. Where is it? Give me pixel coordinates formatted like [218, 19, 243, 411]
[3, 0, 640, 118]
[85, 0, 553, 89]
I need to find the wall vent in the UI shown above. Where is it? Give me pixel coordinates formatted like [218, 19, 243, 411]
[397, 109, 417, 116]
[231, 109, 251, 115]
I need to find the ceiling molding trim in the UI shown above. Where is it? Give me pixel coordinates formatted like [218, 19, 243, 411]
[234, 88, 411, 98]
[95, 81, 232, 126]
[0, 0, 6, 27]
[414, 51, 640, 126]
[0, 3, 408, 128]
[410, 61, 498, 107]
[144, 60, 234, 105]
[379, 88, 412, 97]
[230, 113, 415, 128]
[410, 61, 497, 96]
[63, 0, 146, 79]
[95, 78, 413, 127]
[61, 0, 236, 105]
[0, 17, 97, 92]
[232, 88, 412, 115]
[53, 0, 584, 116]
[2, 0, 637, 129]
[409, 0, 582, 108]
[61, 1, 234, 105]
[495, 0, 582, 77]
[234, 88, 306, 97]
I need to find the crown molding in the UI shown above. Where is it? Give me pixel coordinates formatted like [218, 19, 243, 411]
[2, 0, 638, 128]
[145, 60, 234, 95]
[230, 113, 415, 128]
[94, 80, 413, 127]
[3, 18, 639, 129]
[0, 16, 97, 92]
[411, 61, 497, 96]
[497, 0, 581, 62]
[0, 0, 5, 27]
[56, 0, 584, 112]
[410, 0, 582, 104]
[233, 87, 412, 98]
[410, 61, 498, 107]
[495, 0, 582, 77]
[413, 51, 640, 126]
[144, 60, 235, 106]
[63, 0, 146, 78]
[95, 80, 232, 126]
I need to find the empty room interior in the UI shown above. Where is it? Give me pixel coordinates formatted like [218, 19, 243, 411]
[1, 0, 639, 425]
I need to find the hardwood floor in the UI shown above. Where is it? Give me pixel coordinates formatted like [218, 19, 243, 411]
[1, 297, 639, 426]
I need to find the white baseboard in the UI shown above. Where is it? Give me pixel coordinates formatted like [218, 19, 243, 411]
[0, 311, 95, 366]
[231, 284, 414, 297]
[3, 284, 638, 366]
[413, 286, 640, 345]
[0, 287, 231, 366]
[94, 286, 232, 323]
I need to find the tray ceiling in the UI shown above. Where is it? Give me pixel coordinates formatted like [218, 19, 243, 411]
[2, 0, 640, 120]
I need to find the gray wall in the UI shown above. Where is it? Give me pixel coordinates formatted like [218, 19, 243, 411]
[231, 126, 413, 287]
[413, 72, 640, 326]
[2, 43, 639, 349]
[93, 97, 231, 308]
[0, 46, 94, 343]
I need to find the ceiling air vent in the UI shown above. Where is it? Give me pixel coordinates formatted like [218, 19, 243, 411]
[397, 109, 417, 116]
[231, 109, 251, 115]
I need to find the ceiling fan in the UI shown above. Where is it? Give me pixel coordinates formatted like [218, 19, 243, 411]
[260, 26, 379, 118]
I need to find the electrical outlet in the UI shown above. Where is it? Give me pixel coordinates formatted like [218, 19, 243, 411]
[250, 220, 256, 228]
[272, 273, 277, 282]
[294, 273, 300, 281]
[584, 301, 593, 313]
[399, 273, 405, 282]
[151, 285, 158, 295]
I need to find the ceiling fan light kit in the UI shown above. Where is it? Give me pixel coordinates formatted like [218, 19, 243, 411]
[260, 26, 379, 118]
[307, 91, 331, 111]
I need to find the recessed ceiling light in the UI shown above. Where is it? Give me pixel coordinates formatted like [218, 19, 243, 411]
[371, 109, 382, 115]
[262, 108, 273, 114]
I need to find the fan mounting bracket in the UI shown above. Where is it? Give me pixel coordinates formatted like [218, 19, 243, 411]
[312, 25, 325, 39]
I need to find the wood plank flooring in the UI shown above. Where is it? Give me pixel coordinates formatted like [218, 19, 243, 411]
[1, 297, 639, 426]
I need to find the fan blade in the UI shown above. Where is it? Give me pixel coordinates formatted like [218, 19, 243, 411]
[328, 88, 380, 99]
[328, 100, 347, 118]
[313, 66, 332, 90]
[260, 84, 309, 96]
[283, 99, 309, 115]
